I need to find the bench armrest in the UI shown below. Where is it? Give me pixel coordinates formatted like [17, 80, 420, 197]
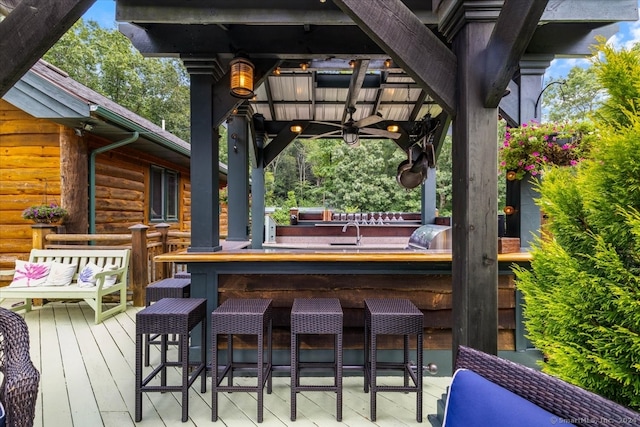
[94, 266, 128, 289]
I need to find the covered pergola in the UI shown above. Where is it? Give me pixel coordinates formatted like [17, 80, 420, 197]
[1, 0, 637, 357]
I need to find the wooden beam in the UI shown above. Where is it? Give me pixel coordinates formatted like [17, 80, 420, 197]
[332, 0, 457, 116]
[526, 22, 619, 56]
[119, 22, 395, 58]
[498, 80, 520, 127]
[263, 123, 309, 167]
[116, 0, 439, 25]
[0, 0, 96, 97]
[343, 59, 370, 122]
[484, 0, 549, 108]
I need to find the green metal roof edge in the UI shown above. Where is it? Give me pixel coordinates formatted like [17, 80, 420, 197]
[92, 105, 191, 157]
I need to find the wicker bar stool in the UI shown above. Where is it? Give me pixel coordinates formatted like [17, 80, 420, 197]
[135, 298, 207, 423]
[290, 298, 343, 421]
[144, 277, 191, 366]
[364, 298, 424, 422]
[211, 298, 273, 423]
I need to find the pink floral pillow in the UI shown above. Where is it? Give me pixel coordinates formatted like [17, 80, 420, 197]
[9, 260, 51, 288]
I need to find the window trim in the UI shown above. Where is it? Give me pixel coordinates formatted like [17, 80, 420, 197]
[150, 166, 179, 223]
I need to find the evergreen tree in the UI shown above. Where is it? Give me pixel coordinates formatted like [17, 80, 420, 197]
[513, 42, 640, 409]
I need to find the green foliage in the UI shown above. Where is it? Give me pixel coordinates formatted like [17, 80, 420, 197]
[22, 203, 68, 223]
[544, 67, 604, 122]
[591, 39, 640, 129]
[436, 136, 453, 215]
[44, 19, 191, 141]
[499, 121, 597, 180]
[270, 191, 298, 225]
[267, 138, 422, 213]
[514, 44, 640, 409]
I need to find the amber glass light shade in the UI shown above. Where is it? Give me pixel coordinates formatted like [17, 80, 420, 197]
[230, 56, 255, 99]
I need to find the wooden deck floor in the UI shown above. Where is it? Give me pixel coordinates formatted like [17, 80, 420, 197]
[4, 301, 450, 427]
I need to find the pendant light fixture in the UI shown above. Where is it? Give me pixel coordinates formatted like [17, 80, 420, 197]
[229, 54, 255, 99]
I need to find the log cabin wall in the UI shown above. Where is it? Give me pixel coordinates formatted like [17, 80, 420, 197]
[89, 137, 194, 233]
[0, 99, 232, 283]
[0, 99, 62, 268]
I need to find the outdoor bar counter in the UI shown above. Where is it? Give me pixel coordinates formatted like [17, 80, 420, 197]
[154, 248, 532, 364]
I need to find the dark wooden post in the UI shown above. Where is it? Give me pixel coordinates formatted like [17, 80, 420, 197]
[31, 224, 57, 249]
[251, 114, 267, 248]
[129, 224, 149, 307]
[154, 223, 171, 279]
[451, 16, 499, 357]
[187, 71, 222, 252]
[226, 106, 251, 241]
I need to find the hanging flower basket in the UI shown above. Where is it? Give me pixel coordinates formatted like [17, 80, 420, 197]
[499, 120, 598, 180]
[22, 203, 68, 224]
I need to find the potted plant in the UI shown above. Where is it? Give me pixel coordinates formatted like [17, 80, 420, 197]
[22, 203, 68, 224]
[499, 120, 598, 180]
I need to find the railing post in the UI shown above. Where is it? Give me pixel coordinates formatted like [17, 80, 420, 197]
[31, 224, 58, 249]
[155, 223, 171, 279]
[129, 224, 149, 307]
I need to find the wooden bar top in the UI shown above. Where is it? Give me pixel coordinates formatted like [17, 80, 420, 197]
[154, 248, 532, 264]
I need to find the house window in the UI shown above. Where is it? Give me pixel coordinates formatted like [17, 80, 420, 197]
[150, 166, 179, 222]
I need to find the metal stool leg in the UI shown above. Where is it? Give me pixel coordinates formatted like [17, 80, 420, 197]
[290, 327, 298, 421]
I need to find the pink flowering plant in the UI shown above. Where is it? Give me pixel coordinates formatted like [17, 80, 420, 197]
[22, 203, 68, 223]
[499, 120, 597, 180]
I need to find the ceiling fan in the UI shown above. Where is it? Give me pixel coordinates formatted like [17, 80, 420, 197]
[309, 106, 401, 146]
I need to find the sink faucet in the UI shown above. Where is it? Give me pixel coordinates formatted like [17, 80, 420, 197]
[342, 221, 362, 246]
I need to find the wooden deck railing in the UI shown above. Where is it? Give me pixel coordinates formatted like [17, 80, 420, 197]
[31, 223, 191, 306]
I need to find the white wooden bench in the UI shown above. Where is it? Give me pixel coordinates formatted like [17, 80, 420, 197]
[0, 248, 130, 324]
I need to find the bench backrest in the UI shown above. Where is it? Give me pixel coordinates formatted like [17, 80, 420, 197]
[453, 346, 639, 424]
[28, 248, 130, 281]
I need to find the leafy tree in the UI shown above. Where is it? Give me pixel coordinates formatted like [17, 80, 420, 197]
[544, 66, 603, 123]
[44, 19, 191, 141]
[436, 136, 452, 216]
[514, 42, 640, 409]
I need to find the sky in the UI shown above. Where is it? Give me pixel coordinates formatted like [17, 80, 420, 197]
[83, 0, 640, 82]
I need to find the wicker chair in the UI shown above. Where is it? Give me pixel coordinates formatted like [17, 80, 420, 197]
[0, 308, 40, 427]
[453, 346, 639, 426]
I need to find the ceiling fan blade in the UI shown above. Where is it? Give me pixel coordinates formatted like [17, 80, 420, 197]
[310, 120, 344, 128]
[360, 128, 401, 140]
[307, 130, 342, 140]
[354, 113, 383, 128]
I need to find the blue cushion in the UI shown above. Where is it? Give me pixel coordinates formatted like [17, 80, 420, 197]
[0, 399, 5, 427]
[443, 369, 575, 427]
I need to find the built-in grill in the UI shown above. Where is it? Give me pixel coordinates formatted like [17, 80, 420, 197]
[407, 224, 452, 250]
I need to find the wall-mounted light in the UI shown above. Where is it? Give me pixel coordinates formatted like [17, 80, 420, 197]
[386, 124, 399, 133]
[342, 125, 359, 146]
[349, 60, 355, 68]
[503, 206, 516, 215]
[273, 67, 281, 75]
[290, 125, 303, 133]
[300, 62, 309, 71]
[229, 54, 255, 99]
[506, 171, 517, 181]
[384, 58, 392, 68]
